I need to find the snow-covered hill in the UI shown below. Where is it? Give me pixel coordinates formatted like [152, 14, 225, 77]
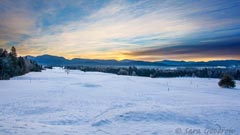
[0, 68, 239, 135]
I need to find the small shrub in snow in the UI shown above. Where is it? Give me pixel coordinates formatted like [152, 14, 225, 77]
[218, 74, 236, 88]
[65, 69, 70, 74]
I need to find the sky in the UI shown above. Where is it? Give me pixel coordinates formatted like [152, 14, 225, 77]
[0, 0, 240, 61]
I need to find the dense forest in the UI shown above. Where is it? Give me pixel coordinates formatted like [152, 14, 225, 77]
[0, 47, 42, 80]
[65, 66, 240, 80]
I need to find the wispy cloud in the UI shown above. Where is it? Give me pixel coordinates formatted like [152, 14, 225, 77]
[124, 39, 240, 61]
[0, 0, 37, 42]
[0, 0, 240, 61]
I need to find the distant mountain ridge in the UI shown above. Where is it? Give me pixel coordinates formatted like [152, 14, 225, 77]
[26, 54, 240, 67]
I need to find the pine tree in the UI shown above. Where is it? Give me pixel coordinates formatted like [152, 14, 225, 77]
[11, 46, 17, 57]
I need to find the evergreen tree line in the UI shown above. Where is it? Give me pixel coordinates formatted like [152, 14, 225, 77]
[0, 47, 42, 80]
[65, 66, 240, 80]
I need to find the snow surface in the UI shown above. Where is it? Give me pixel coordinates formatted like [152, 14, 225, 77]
[0, 67, 240, 135]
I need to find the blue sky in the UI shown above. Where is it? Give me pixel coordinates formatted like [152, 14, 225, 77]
[0, 0, 240, 61]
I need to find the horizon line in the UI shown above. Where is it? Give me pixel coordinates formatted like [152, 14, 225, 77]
[24, 54, 240, 63]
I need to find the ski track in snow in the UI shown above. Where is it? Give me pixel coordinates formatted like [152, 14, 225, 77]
[0, 68, 240, 135]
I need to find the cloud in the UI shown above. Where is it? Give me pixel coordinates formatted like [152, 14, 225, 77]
[0, 0, 240, 61]
[124, 40, 240, 61]
[15, 0, 199, 56]
[0, 0, 39, 47]
[0, 11, 36, 39]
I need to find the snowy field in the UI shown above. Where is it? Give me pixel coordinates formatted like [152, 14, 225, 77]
[0, 68, 240, 135]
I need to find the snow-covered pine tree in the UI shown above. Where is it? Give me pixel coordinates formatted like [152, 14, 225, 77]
[10, 46, 17, 57]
